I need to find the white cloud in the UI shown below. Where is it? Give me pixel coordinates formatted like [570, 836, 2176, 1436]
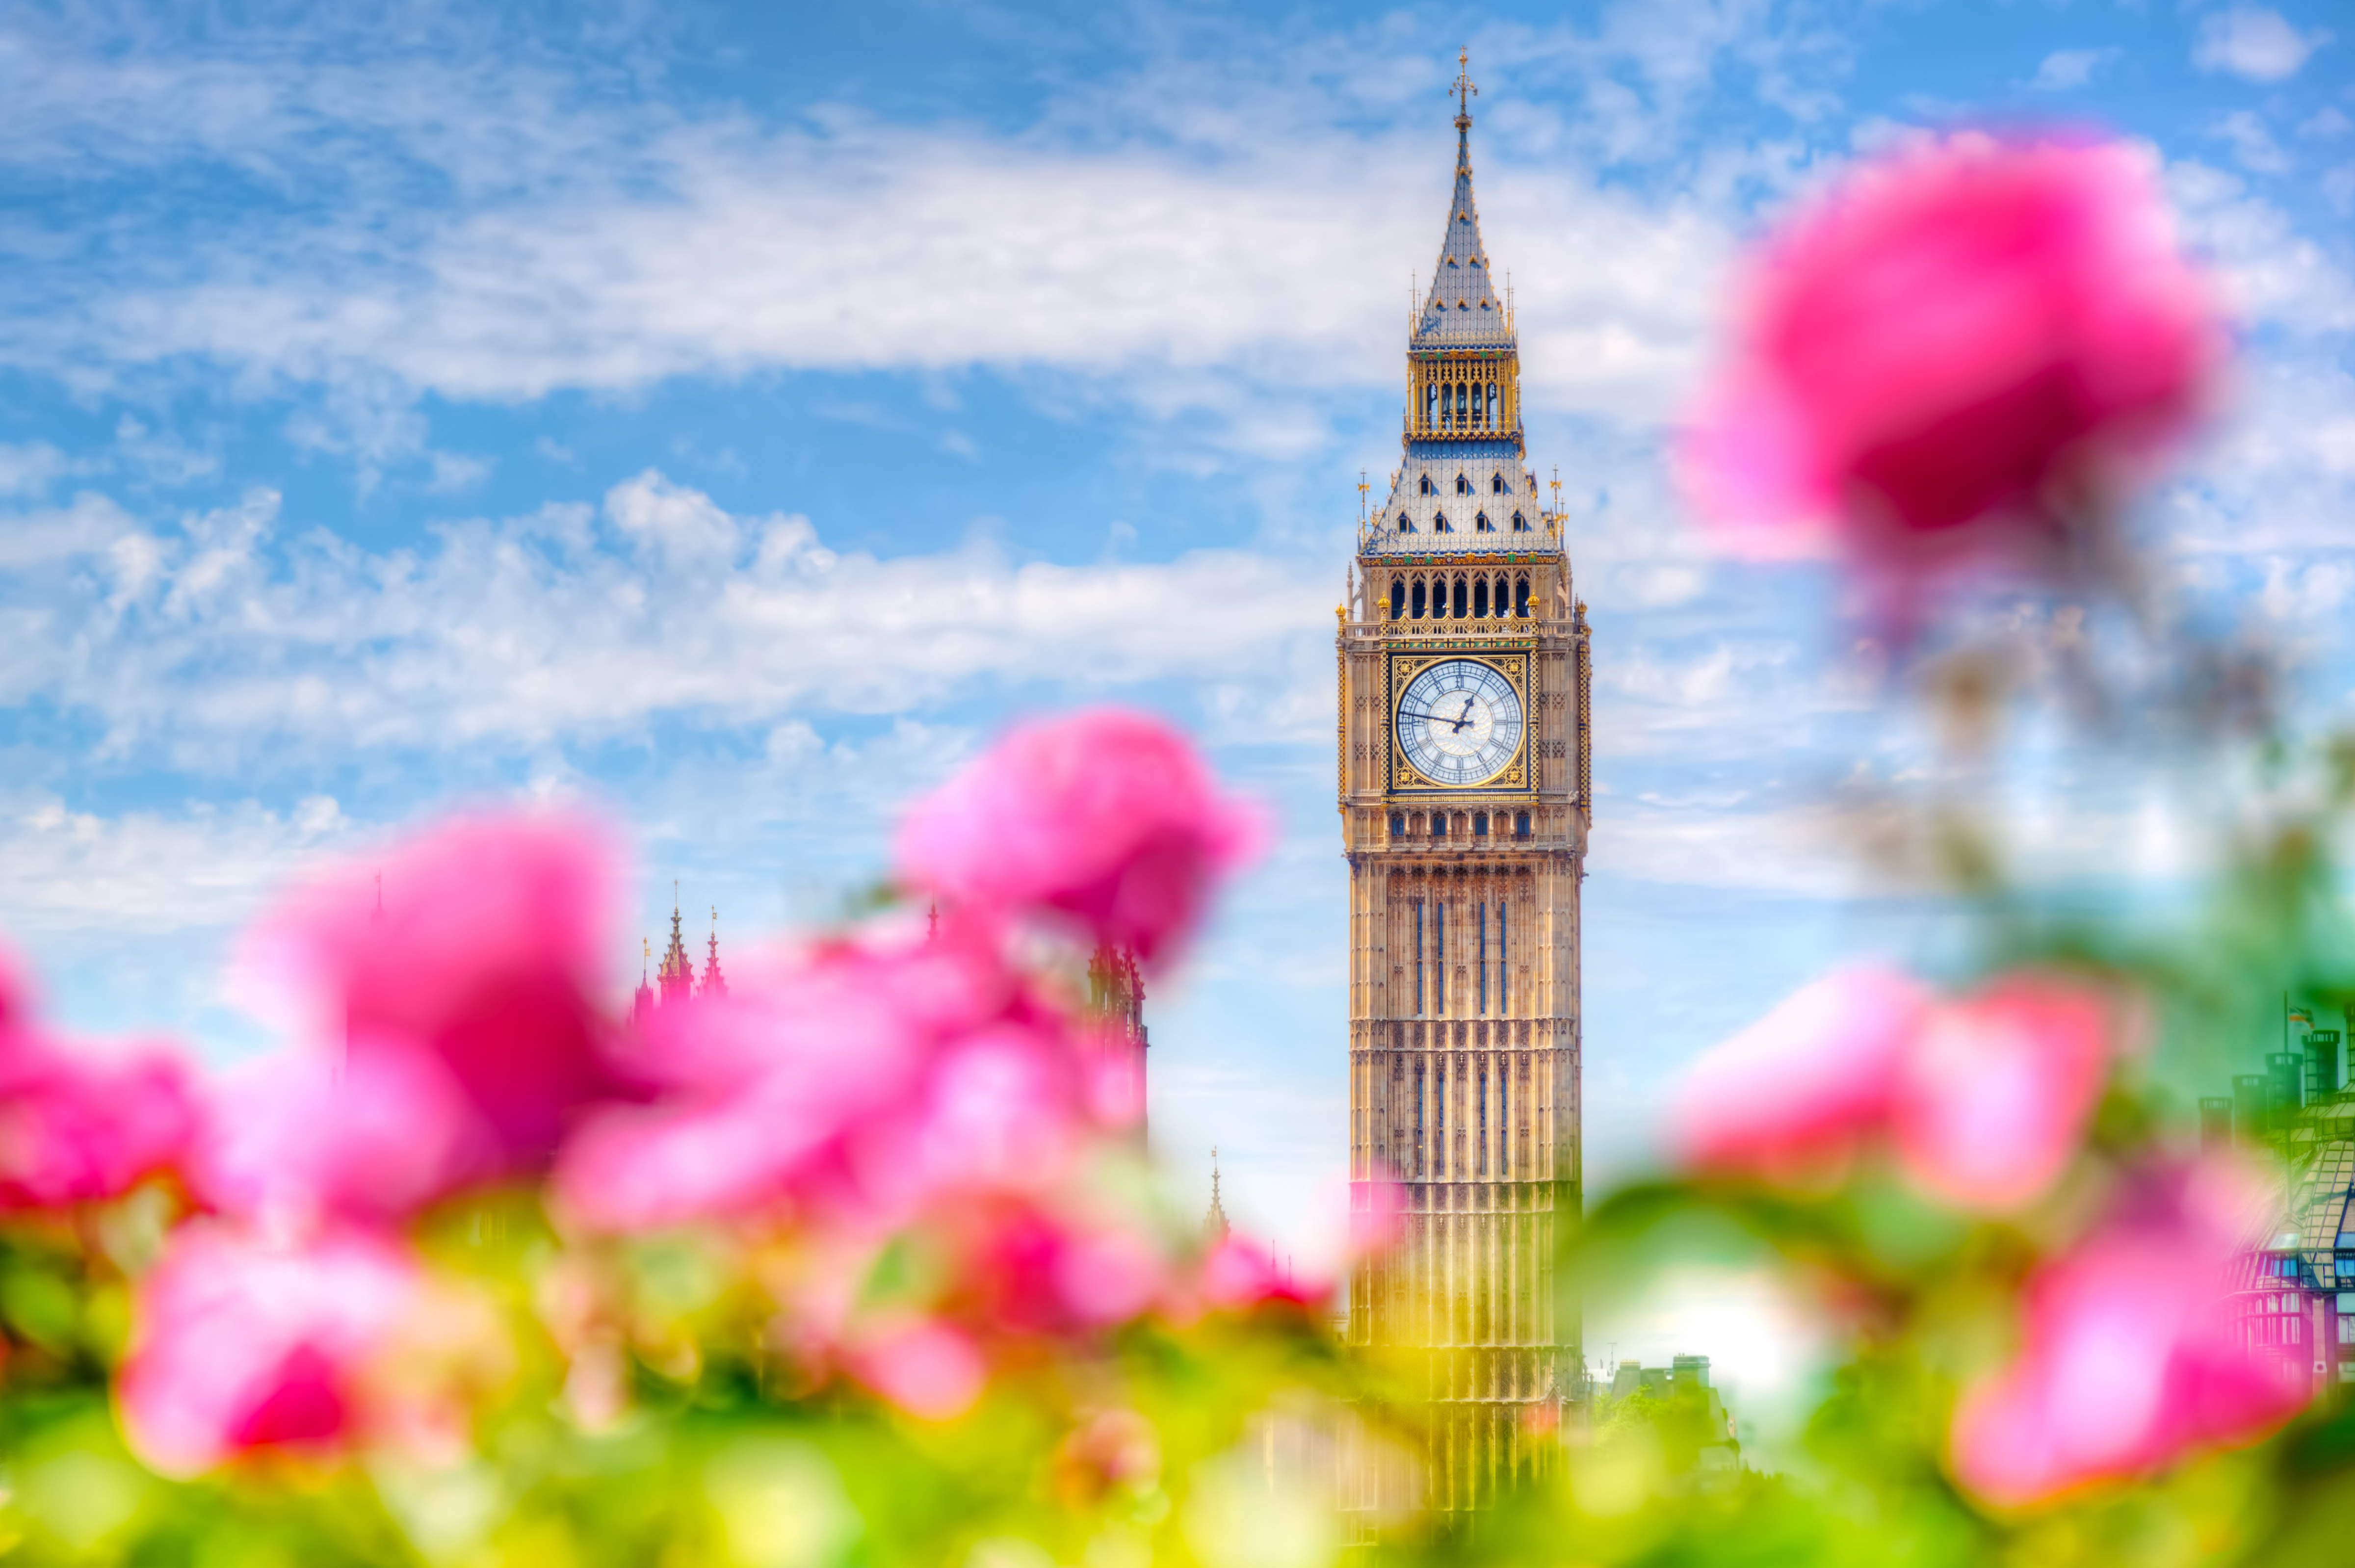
[0, 441, 68, 497]
[0, 19, 1745, 452]
[2193, 8, 2333, 84]
[0, 473, 1335, 760]
[2167, 160, 2355, 335]
[2212, 109, 2292, 175]
[2026, 48, 2119, 91]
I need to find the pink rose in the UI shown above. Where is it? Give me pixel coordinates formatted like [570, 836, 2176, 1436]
[118, 1225, 423, 1476]
[1198, 1235, 1322, 1311]
[0, 943, 198, 1212]
[1682, 134, 2221, 598]
[895, 709, 1260, 966]
[191, 1039, 490, 1230]
[1952, 1157, 2305, 1505]
[238, 811, 624, 1172]
[1673, 966, 2123, 1211]
[842, 1317, 988, 1421]
[1670, 966, 1930, 1185]
[1890, 974, 2119, 1211]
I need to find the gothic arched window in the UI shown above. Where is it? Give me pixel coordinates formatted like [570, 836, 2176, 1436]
[1456, 473, 1471, 495]
[1474, 512, 1492, 533]
[1389, 811, 1406, 838]
[1420, 474, 1435, 496]
[1487, 383, 1498, 426]
[1491, 473, 1505, 494]
[1411, 578, 1427, 619]
[1388, 579, 1405, 619]
[1433, 512, 1452, 533]
[1514, 576, 1531, 617]
[1451, 577, 1468, 618]
[1473, 812, 1489, 837]
[1514, 811, 1531, 839]
[1511, 510, 1526, 532]
[1473, 578, 1490, 618]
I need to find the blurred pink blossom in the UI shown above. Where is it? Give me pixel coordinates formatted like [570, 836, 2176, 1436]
[1197, 1235, 1322, 1311]
[192, 1040, 489, 1230]
[1669, 965, 1930, 1185]
[554, 925, 1082, 1233]
[844, 1317, 989, 1421]
[1952, 1157, 2306, 1505]
[239, 812, 624, 1173]
[1682, 133, 2221, 595]
[895, 708, 1260, 966]
[1674, 966, 2124, 1210]
[1890, 974, 2120, 1211]
[0, 942, 198, 1212]
[119, 1225, 422, 1476]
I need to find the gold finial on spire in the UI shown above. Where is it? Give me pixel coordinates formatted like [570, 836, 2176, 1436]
[1451, 46, 1477, 121]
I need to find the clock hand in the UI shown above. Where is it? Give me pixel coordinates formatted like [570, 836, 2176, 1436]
[1450, 695, 1476, 732]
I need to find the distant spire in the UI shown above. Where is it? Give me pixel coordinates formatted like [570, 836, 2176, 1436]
[632, 937, 654, 1024]
[657, 883, 694, 1005]
[702, 906, 729, 1000]
[1203, 1147, 1231, 1244]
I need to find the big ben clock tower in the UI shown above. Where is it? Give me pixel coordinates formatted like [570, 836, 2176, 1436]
[1337, 53, 1589, 1516]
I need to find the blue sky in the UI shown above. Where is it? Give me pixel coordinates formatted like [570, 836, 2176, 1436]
[2, 0, 2351, 1359]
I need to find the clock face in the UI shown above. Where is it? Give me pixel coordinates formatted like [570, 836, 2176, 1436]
[1396, 659, 1525, 786]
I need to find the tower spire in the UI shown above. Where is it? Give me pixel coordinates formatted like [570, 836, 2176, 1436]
[1203, 1147, 1230, 1243]
[1451, 45, 1478, 161]
[702, 906, 729, 1000]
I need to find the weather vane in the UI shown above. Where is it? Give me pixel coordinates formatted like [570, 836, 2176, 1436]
[1451, 47, 1477, 119]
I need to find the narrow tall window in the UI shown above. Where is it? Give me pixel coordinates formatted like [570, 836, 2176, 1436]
[1473, 578, 1490, 617]
[1473, 811, 1488, 837]
[1425, 385, 1438, 429]
[1415, 902, 1426, 1017]
[1456, 383, 1467, 423]
[1452, 577, 1468, 618]
[1498, 903, 1508, 1012]
[1412, 579, 1427, 618]
[1488, 382, 1498, 426]
[1435, 902, 1446, 1015]
[1389, 579, 1405, 618]
[1479, 1068, 1489, 1172]
[1389, 811, 1405, 838]
[1513, 811, 1530, 840]
[1515, 576, 1531, 616]
[1477, 903, 1488, 1014]
[1492, 472, 1505, 494]
[1415, 1066, 1426, 1176]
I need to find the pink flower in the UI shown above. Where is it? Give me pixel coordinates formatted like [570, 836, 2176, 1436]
[1890, 974, 2120, 1211]
[895, 709, 1259, 966]
[1952, 1157, 2305, 1505]
[239, 811, 623, 1173]
[191, 1040, 489, 1230]
[118, 1225, 422, 1476]
[1198, 1235, 1323, 1311]
[0, 943, 198, 1212]
[1672, 966, 2124, 1210]
[843, 1317, 988, 1421]
[555, 922, 1110, 1236]
[1669, 966, 1930, 1185]
[1682, 134, 2221, 593]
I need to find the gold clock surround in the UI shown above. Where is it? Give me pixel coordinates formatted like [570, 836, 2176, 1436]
[1385, 648, 1533, 793]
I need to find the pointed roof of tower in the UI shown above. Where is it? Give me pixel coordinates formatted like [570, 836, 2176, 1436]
[1413, 49, 1510, 351]
[701, 906, 729, 1000]
[1203, 1147, 1231, 1244]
